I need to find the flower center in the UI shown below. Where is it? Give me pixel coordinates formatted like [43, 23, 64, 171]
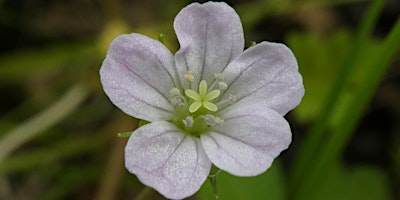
[168, 72, 236, 137]
[185, 80, 220, 113]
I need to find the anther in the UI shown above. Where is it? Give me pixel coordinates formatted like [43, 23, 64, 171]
[171, 97, 183, 109]
[214, 73, 224, 82]
[184, 74, 195, 83]
[183, 116, 194, 127]
[215, 94, 237, 108]
[228, 95, 237, 105]
[169, 88, 181, 97]
[204, 114, 224, 126]
[218, 82, 228, 90]
[184, 70, 196, 84]
[169, 88, 185, 109]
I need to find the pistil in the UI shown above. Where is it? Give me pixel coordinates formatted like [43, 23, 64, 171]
[185, 80, 220, 113]
[168, 72, 239, 136]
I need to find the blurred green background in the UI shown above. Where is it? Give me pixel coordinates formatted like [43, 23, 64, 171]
[0, 0, 399, 199]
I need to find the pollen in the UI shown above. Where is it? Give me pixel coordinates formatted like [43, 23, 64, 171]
[204, 114, 224, 126]
[169, 88, 184, 109]
[218, 81, 228, 90]
[184, 70, 196, 84]
[169, 88, 181, 97]
[171, 97, 183, 109]
[214, 73, 224, 81]
[228, 95, 237, 104]
[183, 116, 194, 127]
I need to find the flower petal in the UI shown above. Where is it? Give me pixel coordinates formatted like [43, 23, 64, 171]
[220, 42, 304, 115]
[125, 121, 211, 199]
[201, 104, 291, 176]
[174, 2, 244, 89]
[100, 33, 178, 121]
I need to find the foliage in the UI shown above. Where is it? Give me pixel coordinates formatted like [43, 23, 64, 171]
[0, 0, 399, 199]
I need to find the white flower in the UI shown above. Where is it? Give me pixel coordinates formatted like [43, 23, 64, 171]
[100, 2, 304, 199]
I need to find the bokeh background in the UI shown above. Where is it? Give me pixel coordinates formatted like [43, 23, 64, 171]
[0, 0, 399, 199]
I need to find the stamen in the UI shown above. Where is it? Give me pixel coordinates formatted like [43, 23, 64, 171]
[208, 73, 227, 92]
[204, 114, 224, 126]
[228, 95, 237, 104]
[218, 82, 228, 90]
[171, 97, 183, 109]
[169, 88, 181, 97]
[184, 70, 196, 84]
[183, 116, 194, 127]
[169, 88, 186, 109]
[184, 74, 195, 83]
[216, 94, 237, 108]
[214, 73, 224, 82]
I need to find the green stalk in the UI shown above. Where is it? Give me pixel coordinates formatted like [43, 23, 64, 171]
[0, 132, 107, 175]
[0, 84, 89, 163]
[135, 187, 156, 200]
[290, 0, 385, 190]
[296, 15, 400, 200]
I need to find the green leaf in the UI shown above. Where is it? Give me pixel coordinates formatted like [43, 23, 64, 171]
[117, 131, 132, 137]
[0, 42, 99, 82]
[312, 164, 390, 200]
[287, 30, 379, 124]
[138, 120, 150, 127]
[197, 163, 286, 200]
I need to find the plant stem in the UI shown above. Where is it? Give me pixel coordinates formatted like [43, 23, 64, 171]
[0, 84, 88, 163]
[135, 187, 155, 200]
[290, 0, 385, 191]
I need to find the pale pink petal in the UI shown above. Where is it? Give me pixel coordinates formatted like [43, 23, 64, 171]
[220, 42, 304, 115]
[125, 121, 212, 199]
[201, 104, 291, 176]
[100, 33, 178, 121]
[174, 2, 244, 89]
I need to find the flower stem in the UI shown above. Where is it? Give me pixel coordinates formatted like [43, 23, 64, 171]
[95, 137, 126, 200]
[135, 187, 155, 200]
[208, 165, 221, 199]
